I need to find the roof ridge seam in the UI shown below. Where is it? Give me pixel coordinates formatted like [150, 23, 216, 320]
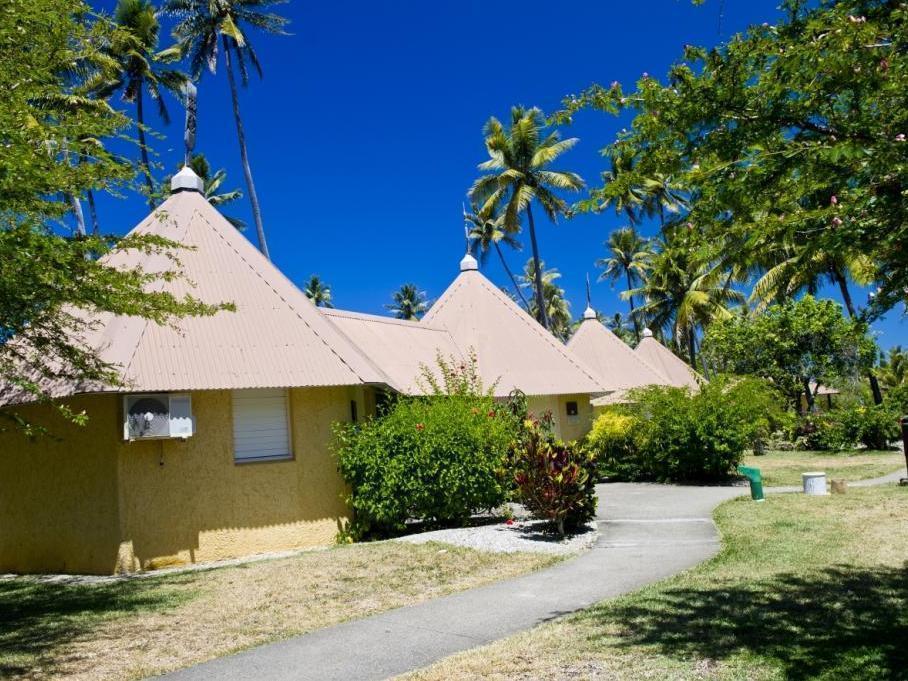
[472, 275, 603, 388]
[192, 205, 376, 386]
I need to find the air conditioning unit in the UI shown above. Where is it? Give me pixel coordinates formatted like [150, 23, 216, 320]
[123, 393, 194, 441]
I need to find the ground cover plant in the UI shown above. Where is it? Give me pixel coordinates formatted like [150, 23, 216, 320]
[403, 486, 908, 681]
[0, 541, 557, 680]
[742, 450, 906, 487]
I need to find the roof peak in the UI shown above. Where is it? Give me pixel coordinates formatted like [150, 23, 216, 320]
[642, 327, 654, 338]
[582, 305, 597, 320]
[171, 165, 204, 194]
[460, 252, 479, 271]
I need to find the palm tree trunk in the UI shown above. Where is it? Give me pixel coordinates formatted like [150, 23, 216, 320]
[686, 326, 697, 369]
[801, 376, 816, 413]
[86, 189, 100, 235]
[223, 36, 270, 260]
[495, 242, 531, 311]
[67, 193, 86, 236]
[833, 269, 884, 405]
[135, 86, 156, 210]
[524, 203, 549, 329]
[626, 270, 640, 342]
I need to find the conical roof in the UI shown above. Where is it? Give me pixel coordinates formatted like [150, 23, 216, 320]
[2, 183, 391, 404]
[567, 317, 669, 392]
[635, 333, 701, 389]
[423, 268, 606, 397]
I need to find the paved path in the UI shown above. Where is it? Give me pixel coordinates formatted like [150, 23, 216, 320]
[161, 483, 743, 681]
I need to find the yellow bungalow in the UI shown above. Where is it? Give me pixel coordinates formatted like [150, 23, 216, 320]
[0, 168, 608, 575]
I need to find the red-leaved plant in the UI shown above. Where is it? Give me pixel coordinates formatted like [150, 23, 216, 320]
[511, 414, 597, 537]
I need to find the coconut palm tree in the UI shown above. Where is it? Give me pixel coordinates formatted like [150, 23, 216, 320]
[163, 0, 289, 260]
[464, 202, 529, 310]
[596, 226, 652, 342]
[641, 173, 687, 228]
[579, 146, 649, 228]
[519, 260, 573, 342]
[469, 106, 584, 330]
[304, 275, 333, 308]
[94, 0, 187, 209]
[878, 346, 907, 389]
[629, 238, 744, 369]
[606, 312, 636, 346]
[386, 284, 429, 321]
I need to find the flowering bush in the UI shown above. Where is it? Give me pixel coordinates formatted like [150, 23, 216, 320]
[511, 415, 597, 537]
[836, 403, 899, 450]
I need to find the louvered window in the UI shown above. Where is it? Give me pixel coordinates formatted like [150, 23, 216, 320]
[232, 389, 292, 462]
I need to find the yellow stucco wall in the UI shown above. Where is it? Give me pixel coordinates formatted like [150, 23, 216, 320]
[527, 394, 593, 442]
[0, 386, 364, 575]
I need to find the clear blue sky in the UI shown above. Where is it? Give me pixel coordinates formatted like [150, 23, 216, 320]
[92, 0, 905, 350]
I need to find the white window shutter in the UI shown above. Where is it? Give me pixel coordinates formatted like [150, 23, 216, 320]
[232, 389, 292, 462]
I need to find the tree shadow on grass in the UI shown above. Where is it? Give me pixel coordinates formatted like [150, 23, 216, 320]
[0, 576, 193, 677]
[585, 565, 908, 680]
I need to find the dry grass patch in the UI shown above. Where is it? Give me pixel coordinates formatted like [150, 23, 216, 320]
[403, 486, 908, 681]
[0, 541, 557, 680]
[743, 449, 906, 487]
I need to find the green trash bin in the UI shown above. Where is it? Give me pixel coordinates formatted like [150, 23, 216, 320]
[737, 466, 765, 501]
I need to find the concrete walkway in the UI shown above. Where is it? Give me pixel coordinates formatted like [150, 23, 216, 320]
[161, 483, 743, 681]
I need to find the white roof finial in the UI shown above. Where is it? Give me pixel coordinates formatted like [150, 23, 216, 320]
[171, 165, 204, 194]
[642, 327, 654, 338]
[460, 251, 479, 271]
[582, 273, 596, 320]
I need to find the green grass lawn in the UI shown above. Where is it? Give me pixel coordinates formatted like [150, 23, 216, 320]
[743, 449, 906, 487]
[404, 486, 908, 681]
[0, 542, 557, 681]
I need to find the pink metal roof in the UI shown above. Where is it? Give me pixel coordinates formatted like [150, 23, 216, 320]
[567, 317, 670, 393]
[1, 189, 391, 405]
[423, 269, 607, 397]
[634, 336, 701, 390]
[321, 309, 463, 394]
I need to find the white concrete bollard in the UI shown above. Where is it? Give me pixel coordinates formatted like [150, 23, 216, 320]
[802, 471, 827, 496]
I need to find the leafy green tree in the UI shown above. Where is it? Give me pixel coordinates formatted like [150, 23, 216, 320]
[386, 284, 429, 321]
[94, 0, 187, 208]
[303, 275, 333, 308]
[519, 260, 572, 342]
[163, 0, 289, 260]
[557, 0, 908, 319]
[702, 296, 878, 412]
[469, 106, 584, 330]
[595, 226, 652, 341]
[0, 0, 227, 433]
[464, 202, 529, 310]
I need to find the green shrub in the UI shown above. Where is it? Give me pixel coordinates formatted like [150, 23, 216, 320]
[837, 403, 899, 450]
[884, 384, 908, 416]
[587, 410, 640, 479]
[798, 413, 850, 451]
[511, 415, 597, 536]
[334, 395, 517, 539]
[599, 377, 784, 482]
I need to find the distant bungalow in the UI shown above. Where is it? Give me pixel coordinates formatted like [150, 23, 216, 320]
[0, 167, 693, 575]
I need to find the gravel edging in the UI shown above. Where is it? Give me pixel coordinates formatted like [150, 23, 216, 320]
[393, 519, 599, 555]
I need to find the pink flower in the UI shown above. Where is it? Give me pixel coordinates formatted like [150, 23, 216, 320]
[505, 519, 514, 526]
[610, 80, 619, 89]
[896, 133, 906, 142]
[830, 195, 838, 205]
[832, 216, 843, 226]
